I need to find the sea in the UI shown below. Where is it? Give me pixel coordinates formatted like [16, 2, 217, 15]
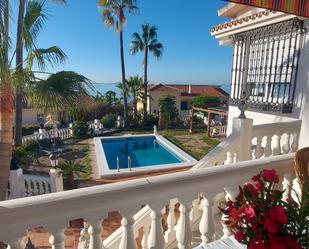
[93, 83, 231, 97]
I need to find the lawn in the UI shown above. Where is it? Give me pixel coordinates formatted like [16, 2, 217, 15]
[113, 128, 221, 160]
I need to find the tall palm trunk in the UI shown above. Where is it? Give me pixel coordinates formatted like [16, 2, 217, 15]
[119, 28, 128, 127]
[132, 92, 137, 119]
[143, 47, 148, 125]
[0, 0, 13, 200]
[0, 84, 14, 200]
[14, 0, 26, 146]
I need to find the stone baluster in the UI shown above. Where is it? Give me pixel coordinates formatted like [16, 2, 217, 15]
[226, 152, 233, 164]
[190, 197, 201, 223]
[29, 180, 35, 195]
[176, 200, 192, 249]
[273, 133, 282, 156]
[221, 187, 238, 238]
[282, 173, 292, 202]
[290, 132, 298, 153]
[233, 151, 238, 163]
[119, 211, 137, 249]
[147, 207, 165, 249]
[282, 134, 290, 154]
[88, 218, 105, 249]
[264, 135, 272, 157]
[48, 227, 66, 249]
[141, 226, 149, 249]
[165, 199, 177, 244]
[254, 136, 263, 159]
[199, 197, 215, 247]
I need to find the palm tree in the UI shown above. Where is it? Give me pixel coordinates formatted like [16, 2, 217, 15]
[98, 0, 138, 127]
[0, 0, 13, 200]
[14, 0, 66, 146]
[126, 75, 142, 119]
[0, 1, 92, 200]
[56, 160, 86, 189]
[130, 23, 163, 125]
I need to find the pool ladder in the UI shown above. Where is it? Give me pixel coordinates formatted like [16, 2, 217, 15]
[128, 156, 132, 171]
[116, 157, 120, 172]
[116, 156, 132, 172]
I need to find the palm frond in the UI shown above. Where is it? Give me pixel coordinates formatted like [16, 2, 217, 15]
[26, 71, 94, 114]
[23, 0, 48, 50]
[25, 46, 67, 71]
[149, 42, 163, 59]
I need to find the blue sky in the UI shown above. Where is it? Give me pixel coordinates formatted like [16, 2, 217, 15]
[33, 0, 231, 85]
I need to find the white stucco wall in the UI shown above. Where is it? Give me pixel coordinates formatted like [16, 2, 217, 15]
[13, 109, 39, 125]
[295, 20, 309, 149]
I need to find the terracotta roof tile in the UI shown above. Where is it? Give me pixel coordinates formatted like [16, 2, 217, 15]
[148, 84, 229, 98]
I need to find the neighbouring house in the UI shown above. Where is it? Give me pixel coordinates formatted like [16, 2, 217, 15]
[211, 3, 309, 149]
[138, 83, 229, 118]
[13, 101, 45, 126]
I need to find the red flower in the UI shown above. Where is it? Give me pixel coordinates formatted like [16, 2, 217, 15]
[269, 234, 286, 249]
[267, 206, 288, 224]
[244, 183, 258, 196]
[242, 205, 256, 219]
[255, 182, 261, 191]
[234, 230, 244, 242]
[252, 173, 261, 182]
[285, 235, 301, 249]
[261, 169, 279, 183]
[264, 218, 279, 233]
[248, 238, 266, 249]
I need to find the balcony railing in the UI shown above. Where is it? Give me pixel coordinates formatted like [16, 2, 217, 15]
[22, 127, 72, 145]
[193, 119, 301, 169]
[0, 154, 296, 249]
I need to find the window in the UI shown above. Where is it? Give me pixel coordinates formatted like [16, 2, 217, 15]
[180, 101, 189, 110]
[230, 18, 304, 113]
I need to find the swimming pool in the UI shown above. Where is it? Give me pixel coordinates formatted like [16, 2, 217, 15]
[94, 134, 197, 176]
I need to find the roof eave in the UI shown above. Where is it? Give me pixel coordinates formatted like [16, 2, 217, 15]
[211, 11, 295, 45]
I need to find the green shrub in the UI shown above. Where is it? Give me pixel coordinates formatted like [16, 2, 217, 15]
[145, 114, 159, 127]
[72, 120, 89, 138]
[12, 146, 34, 168]
[191, 96, 221, 108]
[101, 114, 117, 128]
[159, 95, 179, 128]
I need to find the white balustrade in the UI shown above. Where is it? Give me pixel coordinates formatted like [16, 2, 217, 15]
[176, 199, 192, 249]
[194, 119, 301, 170]
[165, 199, 177, 244]
[119, 212, 137, 249]
[251, 120, 301, 159]
[199, 197, 215, 247]
[1, 154, 296, 249]
[147, 207, 165, 249]
[88, 217, 106, 249]
[22, 127, 72, 145]
[8, 169, 62, 199]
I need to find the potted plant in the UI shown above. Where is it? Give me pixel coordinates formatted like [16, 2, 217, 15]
[220, 169, 308, 249]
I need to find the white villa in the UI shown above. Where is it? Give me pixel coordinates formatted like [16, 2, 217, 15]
[1, 2, 309, 249]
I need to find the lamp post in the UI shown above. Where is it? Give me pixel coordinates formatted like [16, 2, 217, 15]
[49, 153, 59, 168]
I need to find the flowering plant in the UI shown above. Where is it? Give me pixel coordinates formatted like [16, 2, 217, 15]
[220, 169, 309, 249]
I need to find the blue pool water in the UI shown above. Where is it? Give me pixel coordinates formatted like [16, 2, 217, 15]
[101, 136, 183, 170]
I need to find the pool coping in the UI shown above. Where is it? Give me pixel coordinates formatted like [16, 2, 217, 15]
[93, 133, 198, 177]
